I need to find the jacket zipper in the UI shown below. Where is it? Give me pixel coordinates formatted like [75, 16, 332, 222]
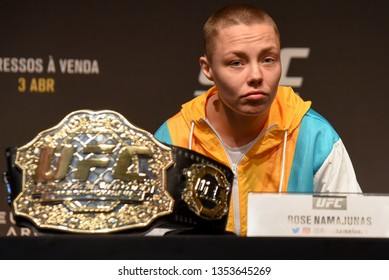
[198, 117, 279, 235]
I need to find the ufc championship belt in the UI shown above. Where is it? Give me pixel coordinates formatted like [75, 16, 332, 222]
[3, 110, 233, 234]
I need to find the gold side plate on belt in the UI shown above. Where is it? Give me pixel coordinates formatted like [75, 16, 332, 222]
[183, 164, 230, 219]
[14, 110, 174, 233]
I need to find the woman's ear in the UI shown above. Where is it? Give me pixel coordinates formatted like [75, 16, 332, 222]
[199, 56, 213, 81]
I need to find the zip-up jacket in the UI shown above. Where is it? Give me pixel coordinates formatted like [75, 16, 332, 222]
[155, 86, 361, 236]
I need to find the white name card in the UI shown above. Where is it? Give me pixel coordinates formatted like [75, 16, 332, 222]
[247, 193, 389, 238]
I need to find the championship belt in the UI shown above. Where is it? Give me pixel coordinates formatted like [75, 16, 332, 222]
[3, 110, 233, 234]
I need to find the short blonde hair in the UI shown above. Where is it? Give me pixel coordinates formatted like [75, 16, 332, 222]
[203, 4, 280, 61]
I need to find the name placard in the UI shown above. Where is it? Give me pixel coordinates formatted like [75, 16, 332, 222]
[247, 193, 389, 237]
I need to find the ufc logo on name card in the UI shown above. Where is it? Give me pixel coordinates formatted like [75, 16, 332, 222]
[312, 196, 347, 210]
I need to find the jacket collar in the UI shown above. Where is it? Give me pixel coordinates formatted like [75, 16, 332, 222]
[181, 85, 311, 134]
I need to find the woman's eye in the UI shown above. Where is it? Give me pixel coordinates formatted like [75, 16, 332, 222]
[230, 61, 243, 67]
[263, 58, 274, 64]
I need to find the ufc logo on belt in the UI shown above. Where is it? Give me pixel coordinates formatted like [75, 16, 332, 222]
[33, 144, 152, 182]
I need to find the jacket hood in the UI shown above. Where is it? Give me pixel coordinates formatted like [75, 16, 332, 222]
[180, 85, 311, 135]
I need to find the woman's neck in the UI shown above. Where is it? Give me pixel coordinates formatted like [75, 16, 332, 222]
[206, 94, 269, 148]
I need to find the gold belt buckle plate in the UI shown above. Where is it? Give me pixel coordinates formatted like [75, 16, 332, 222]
[14, 110, 174, 233]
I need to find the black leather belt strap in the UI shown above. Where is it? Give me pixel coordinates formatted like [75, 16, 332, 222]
[166, 145, 233, 233]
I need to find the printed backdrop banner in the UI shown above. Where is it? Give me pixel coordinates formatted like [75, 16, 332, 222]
[0, 0, 388, 236]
